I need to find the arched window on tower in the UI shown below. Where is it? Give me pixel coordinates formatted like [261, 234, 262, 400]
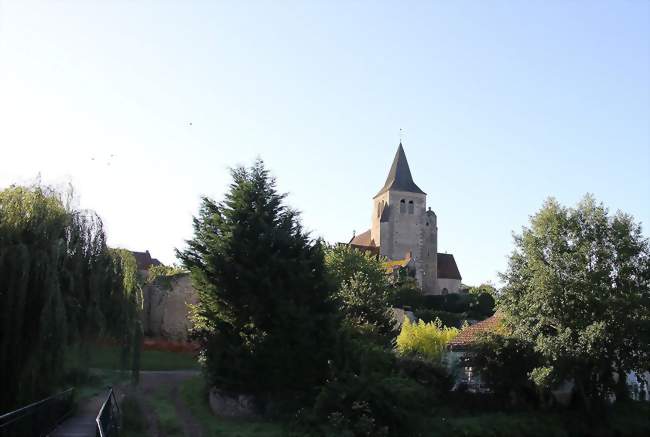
[377, 202, 381, 218]
[408, 200, 414, 214]
[400, 199, 406, 213]
[442, 288, 449, 295]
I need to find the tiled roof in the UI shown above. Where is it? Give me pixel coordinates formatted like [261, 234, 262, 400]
[448, 313, 504, 350]
[437, 253, 462, 280]
[375, 143, 425, 197]
[349, 229, 374, 246]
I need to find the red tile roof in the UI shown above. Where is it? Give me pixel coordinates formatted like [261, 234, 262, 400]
[349, 229, 375, 246]
[448, 313, 504, 350]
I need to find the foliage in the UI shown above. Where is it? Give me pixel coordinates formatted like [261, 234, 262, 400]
[146, 264, 187, 290]
[336, 272, 395, 339]
[324, 244, 387, 290]
[325, 245, 395, 340]
[294, 332, 443, 437]
[177, 160, 338, 396]
[0, 184, 142, 410]
[396, 318, 459, 362]
[414, 309, 467, 328]
[420, 293, 495, 319]
[468, 282, 499, 298]
[499, 195, 650, 407]
[389, 277, 423, 309]
[465, 332, 541, 402]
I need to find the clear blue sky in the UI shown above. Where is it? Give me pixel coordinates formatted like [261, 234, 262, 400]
[1, 1, 648, 285]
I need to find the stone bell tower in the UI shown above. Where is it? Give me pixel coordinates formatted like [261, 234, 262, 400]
[370, 143, 438, 293]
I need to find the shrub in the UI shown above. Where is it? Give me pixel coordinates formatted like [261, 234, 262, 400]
[414, 309, 467, 328]
[389, 278, 423, 309]
[465, 332, 540, 404]
[396, 318, 459, 362]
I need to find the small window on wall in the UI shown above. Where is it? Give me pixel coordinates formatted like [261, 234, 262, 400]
[400, 199, 406, 213]
[442, 288, 449, 295]
[408, 200, 414, 214]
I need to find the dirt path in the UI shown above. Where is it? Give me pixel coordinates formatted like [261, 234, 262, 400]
[120, 370, 202, 437]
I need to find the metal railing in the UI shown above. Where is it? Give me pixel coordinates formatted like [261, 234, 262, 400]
[0, 388, 74, 437]
[95, 388, 120, 437]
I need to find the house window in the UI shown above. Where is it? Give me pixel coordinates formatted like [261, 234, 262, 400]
[400, 199, 406, 213]
[408, 200, 414, 214]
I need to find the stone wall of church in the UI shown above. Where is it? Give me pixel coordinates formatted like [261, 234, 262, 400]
[437, 278, 462, 294]
[143, 273, 198, 341]
[383, 190, 426, 261]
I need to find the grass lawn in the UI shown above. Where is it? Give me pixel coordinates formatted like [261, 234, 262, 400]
[67, 343, 200, 371]
[424, 402, 650, 437]
[180, 376, 285, 437]
[150, 385, 185, 437]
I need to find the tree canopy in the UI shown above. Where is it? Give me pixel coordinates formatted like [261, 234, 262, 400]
[177, 160, 338, 396]
[0, 185, 142, 410]
[499, 195, 650, 405]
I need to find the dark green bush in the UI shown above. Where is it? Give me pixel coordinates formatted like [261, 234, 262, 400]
[419, 293, 495, 320]
[395, 355, 453, 395]
[413, 309, 467, 328]
[390, 279, 423, 309]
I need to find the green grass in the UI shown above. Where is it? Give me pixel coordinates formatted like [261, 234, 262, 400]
[64, 368, 128, 404]
[67, 343, 200, 371]
[180, 375, 285, 437]
[121, 394, 147, 437]
[424, 402, 650, 437]
[150, 385, 184, 437]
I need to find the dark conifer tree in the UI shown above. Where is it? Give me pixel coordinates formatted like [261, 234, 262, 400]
[178, 160, 338, 395]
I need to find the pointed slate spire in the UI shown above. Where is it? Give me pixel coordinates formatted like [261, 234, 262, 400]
[374, 143, 425, 197]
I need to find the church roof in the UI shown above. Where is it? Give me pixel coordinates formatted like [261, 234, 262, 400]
[374, 143, 426, 198]
[437, 253, 462, 280]
[349, 229, 374, 246]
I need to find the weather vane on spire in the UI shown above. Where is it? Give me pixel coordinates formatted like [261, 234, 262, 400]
[399, 128, 404, 144]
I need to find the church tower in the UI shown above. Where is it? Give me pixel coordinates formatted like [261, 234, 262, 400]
[370, 143, 438, 293]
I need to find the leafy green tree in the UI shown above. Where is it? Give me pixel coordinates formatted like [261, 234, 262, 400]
[499, 195, 650, 407]
[177, 160, 338, 396]
[337, 272, 395, 338]
[324, 244, 388, 289]
[0, 185, 142, 409]
[468, 282, 499, 298]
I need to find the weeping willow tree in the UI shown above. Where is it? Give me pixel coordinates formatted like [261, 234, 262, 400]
[0, 184, 142, 410]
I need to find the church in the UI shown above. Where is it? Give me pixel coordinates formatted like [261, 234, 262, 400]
[349, 143, 462, 295]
